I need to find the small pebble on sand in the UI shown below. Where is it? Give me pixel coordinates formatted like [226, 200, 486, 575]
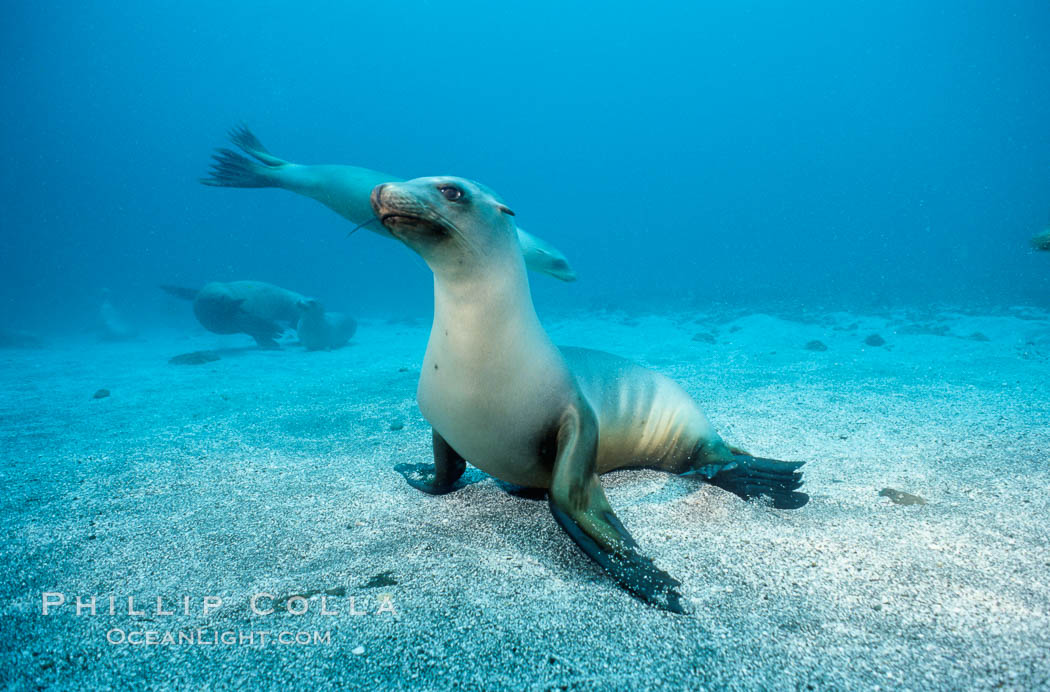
[865, 334, 886, 347]
[805, 340, 829, 352]
[93, 389, 110, 399]
[169, 351, 221, 366]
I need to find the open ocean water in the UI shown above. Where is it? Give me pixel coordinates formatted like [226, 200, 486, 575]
[2, 2, 1049, 689]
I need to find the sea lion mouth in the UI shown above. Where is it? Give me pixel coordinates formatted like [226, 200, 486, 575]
[378, 213, 451, 239]
[371, 183, 452, 241]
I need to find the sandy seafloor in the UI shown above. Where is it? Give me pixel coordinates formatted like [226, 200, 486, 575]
[1, 306, 1048, 690]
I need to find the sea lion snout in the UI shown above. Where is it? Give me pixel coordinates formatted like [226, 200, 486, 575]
[369, 183, 388, 214]
[371, 182, 450, 241]
[370, 182, 426, 219]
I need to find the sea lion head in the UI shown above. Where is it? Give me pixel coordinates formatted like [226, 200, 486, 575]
[371, 176, 518, 277]
[296, 297, 324, 316]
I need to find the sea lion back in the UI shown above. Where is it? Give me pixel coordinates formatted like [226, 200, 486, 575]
[561, 346, 722, 474]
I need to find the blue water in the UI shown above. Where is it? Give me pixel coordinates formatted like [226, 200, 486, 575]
[4, 1, 1049, 333]
[5, 4, 1050, 688]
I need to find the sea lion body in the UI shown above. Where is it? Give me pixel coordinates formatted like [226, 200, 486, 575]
[194, 280, 306, 335]
[202, 126, 577, 282]
[296, 300, 357, 351]
[375, 176, 806, 612]
[0, 328, 43, 349]
[419, 321, 723, 489]
[566, 347, 723, 475]
[164, 280, 312, 348]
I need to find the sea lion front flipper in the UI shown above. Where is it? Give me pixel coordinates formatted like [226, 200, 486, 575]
[394, 430, 473, 495]
[221, 300, 285, 349]
[496, 481, 548, 501]
[547, 404, 684, 613]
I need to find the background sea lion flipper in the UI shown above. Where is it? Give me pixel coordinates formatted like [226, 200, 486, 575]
[228, 123, 290, 167]
[221, 301, 284, 349]
[159, 284, 200, 301]
[547, 402, 684, 613]
[200, 147, 279, 188]
[515, 226, 577, 282]
[395, 430, 474, 495]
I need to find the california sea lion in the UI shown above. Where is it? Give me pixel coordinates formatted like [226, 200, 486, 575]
[1032, 227, 1050, 252]
[97, 289, 138, 341]
[296, 300, 357, 351]
[200, 126, 577, 282]
[162, 281, 313, 349]
[0, 328, 43, 349]
[371, 177, 808, 612]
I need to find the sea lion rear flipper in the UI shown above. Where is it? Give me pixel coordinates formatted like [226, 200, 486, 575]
[706, 455, 809, 509]
[395, 430, 474, 495]
[231, 309, 284, 350]
[201, 148, 280, 188]
[252, 335, 281, 350]
[548, 403, 684, 613]
[159, 285, 200, 301]
[228, 125, 290, 167]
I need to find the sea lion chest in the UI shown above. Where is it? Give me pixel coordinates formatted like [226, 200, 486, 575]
[417, 318, 573, 489]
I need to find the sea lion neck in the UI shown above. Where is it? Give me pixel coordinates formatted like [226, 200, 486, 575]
[430, 250, 541, 335]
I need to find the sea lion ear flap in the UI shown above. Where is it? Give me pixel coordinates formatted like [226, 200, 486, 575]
[497, 204, 516, 217]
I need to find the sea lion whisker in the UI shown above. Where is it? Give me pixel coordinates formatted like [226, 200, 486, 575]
[346, 217, 379, 238]
[424, 204, 486, 256]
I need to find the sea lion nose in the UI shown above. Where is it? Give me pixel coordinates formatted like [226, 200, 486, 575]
[370, 183, 388, 213]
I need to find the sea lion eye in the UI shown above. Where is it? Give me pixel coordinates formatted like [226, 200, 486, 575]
[439, 185, 463, 202]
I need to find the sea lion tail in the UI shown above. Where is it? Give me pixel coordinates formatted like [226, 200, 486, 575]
[201, 147, 280, 188]
[159, 285, 199, 301]
[706, 455, 809, 509]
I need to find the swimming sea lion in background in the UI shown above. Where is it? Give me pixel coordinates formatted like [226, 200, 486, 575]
[371, 176, 807, 612]
[200, 126, 577, 282]
[0, 328, 43, 349]
[161, 281, 313, 349]
[296, 300, 357, 351]
[1032, 227, 1050, 252]
[97, 289, 138, 341]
